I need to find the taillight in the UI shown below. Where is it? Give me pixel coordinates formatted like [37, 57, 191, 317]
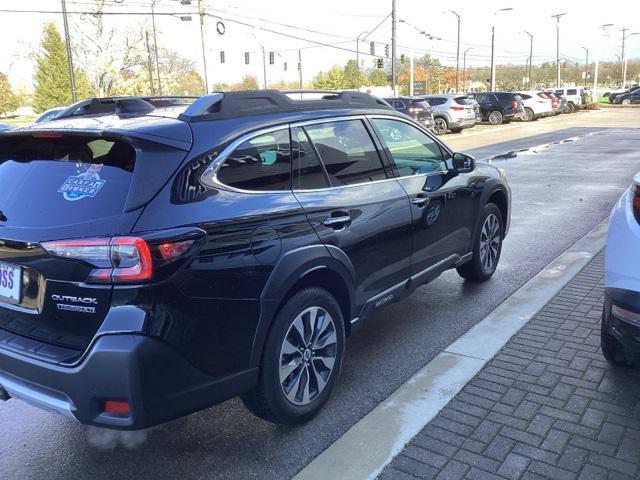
[408, 107, 420, 113]
[632, 184, 640, 224]
[450, 105, 465, 111]
[42, 236, 153, 283]
[510, 100, 517, 110]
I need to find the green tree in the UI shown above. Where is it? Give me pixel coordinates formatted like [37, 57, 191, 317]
[312, 65, 345, 89]
[342, 59, 366, 89]
[0, 73, 20, 117]
[33, 22, 93, 112]
[367, 69, 388, 86]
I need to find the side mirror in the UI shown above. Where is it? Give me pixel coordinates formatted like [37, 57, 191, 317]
[452, 152, 475, 173]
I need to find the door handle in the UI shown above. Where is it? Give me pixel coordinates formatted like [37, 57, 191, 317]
[411, 196, 430, 207]
[323, 215, 351, 228]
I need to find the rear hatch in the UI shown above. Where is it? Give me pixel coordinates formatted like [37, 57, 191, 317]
[407, 99, 433, 123]
[0, 130, 189, 355]
[453, 96, 476, 121]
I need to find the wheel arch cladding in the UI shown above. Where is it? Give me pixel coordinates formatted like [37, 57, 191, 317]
[249, 245, 356, 368]
[487, 189, 509, 237]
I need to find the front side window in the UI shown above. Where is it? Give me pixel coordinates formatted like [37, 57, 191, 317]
[216, 129, 291, 191]
[372, 118, 448, 176]
[304, 119, 388, 186]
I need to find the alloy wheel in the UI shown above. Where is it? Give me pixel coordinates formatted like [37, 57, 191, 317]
[479, 213, 501, 272]
[433, 118, 447, 135]
[279, 306, 338, 406]
[488, 111, 502, 125]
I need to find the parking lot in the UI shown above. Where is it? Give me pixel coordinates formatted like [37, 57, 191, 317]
[1, 108, 639, 480]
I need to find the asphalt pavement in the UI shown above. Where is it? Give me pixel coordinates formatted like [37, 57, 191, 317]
[1, 125, 640, 480]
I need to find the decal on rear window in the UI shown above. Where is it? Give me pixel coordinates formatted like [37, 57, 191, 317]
[58, 164, 106, 201]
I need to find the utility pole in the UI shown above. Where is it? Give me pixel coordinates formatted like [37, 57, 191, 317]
[145, 31, 156, 95]
[448, 10, 461, 93]
[151, 0, 162, 95]
[261, 44, 267, 89]
[298, 49, 303, 89]
[551, 13, 566, 88]
[60, 0, 77, 102]
[463, 47, 472, 92]
[197, 0, 209, 94]
[523, 31, 533, 89]
[490, 26, 496, 90]
[581, 46, 589, 87]
[621, 27, 628, 87]
[391, 0, 397, 95]
[409, 51, 414, 96]
[592, 24, 614, 103]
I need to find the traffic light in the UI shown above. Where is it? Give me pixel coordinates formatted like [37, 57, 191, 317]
[377, 58, 384, 69]
[244, 52, 250, 65]
[369, 41, 375, 55]
[385, 44, 389, 57]
[269, 51, 275, 65]
[220, 51, 225, 63]
[284, 62, 288, 71]
[400, 54, 405, 64]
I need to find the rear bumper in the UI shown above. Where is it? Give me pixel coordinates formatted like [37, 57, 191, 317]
[0, 333, 257, 430]
[603, 288, 640, 360]
[449, 117, 476, 129]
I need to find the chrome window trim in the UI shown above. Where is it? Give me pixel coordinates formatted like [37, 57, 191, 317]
[199, 113, 456, 195]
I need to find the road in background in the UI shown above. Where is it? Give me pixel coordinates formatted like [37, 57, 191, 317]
[1, 111, 640, 480]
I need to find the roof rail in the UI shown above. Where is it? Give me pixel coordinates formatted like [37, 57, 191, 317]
[178, 89, 392, 121]
[54, 95, 198, 120]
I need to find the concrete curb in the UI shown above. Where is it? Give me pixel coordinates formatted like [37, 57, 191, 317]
[293, 219, 608, 480]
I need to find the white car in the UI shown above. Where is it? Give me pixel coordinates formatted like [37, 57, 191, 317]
[513, 91, 553, 121]
[603, 173, 640, 365]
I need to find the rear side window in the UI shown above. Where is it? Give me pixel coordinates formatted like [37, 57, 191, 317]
[519, 94, 531, 100]
[396, 101, 406, 109]
[454, 96, 469, 105]
[567, 89, 577, 95]
[291, 127, 329, 190]
[304, 120, 388, 186]
[217, 129, 291, 191]
[427, 97, 447, 106]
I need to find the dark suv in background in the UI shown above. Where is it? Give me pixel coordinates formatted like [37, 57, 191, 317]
[468, 92, 525, 125]
[0, 91, 510, 429]
[384, 96, 434, 130]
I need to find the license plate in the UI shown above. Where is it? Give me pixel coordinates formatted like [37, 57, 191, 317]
[0, 263, 21, 303]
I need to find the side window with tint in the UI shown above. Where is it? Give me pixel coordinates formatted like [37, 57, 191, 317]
[291, 127, 329, 190]
[216, 129, 291, 191]
[372, 119, 447, 176]
[304, 120, 388, 186]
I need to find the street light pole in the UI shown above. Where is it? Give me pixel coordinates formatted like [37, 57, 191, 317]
[151, 0, 163, 95]
[197, 0, 209, 94]
[551, 13, 567, 88]
[60, 0, 77, 102]
[592, 24, 614, 103]
[522, 31, 533, 89]
[356, 30, 369, 72]
[391, 0, 397, 95]
[463, 47, 472, 92]
[448, 10, 461, 92]
[581, 46, 589, 87]
[490, 8, 513, 91]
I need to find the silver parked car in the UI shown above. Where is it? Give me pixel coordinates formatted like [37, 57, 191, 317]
[423, 95, 476, 135]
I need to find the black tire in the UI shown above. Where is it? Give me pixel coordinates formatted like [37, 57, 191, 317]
[241, 287, 345, 425]
[524, 107, 535, 122]
[488, 110, 503, 125]
[622, 98, 631, 106]
[601, 311, 628, 365]
[433, 117, 448, 135]
[457, 203, 503, 282]
[567, 102, 576, 113]
[450, 127, 463, 133]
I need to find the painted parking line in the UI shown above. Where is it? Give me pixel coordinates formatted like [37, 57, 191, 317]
[294, 219, 608, 480]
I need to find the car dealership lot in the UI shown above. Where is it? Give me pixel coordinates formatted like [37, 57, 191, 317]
[1, 109, 640, 480]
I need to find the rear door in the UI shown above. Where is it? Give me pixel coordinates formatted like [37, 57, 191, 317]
[370, 117, 476, 278]
[291, 118, 413, 309]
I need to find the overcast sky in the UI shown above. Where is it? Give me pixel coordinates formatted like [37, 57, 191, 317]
[1, 0, 638, 90]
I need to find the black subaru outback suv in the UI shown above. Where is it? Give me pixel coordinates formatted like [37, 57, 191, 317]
[0, 91, 510, 429]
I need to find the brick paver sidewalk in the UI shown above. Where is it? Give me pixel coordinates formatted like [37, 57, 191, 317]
[380, 252, 640, 480]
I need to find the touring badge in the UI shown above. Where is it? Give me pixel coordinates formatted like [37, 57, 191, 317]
[58, 164, 106, 201]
